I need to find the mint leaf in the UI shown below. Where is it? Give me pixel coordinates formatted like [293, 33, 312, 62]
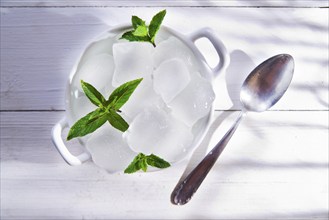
[132, 16, 146, 29]
[133, 25, 148, 37]
[67, 109, 107, 140]
[124, 153, 145, 174]
[124, 153, 171, 174]
[146, 154, 171, 169]
[81, 80, 106, 107]
[124, 162, 139, 174]
[107, 78, 143, 110]
[148, 10, 166, 44]
[140, 158, 148, 172]
[107, 110, 129, 132]
[131, 16, 148, 37]
[121, 31, 150, 42]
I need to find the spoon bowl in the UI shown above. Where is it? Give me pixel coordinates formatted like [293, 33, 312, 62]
[241, 54, 294, 112]
[171, 54, 294, 205]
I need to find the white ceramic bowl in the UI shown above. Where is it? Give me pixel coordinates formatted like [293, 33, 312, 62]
[51, 24, 229, 171]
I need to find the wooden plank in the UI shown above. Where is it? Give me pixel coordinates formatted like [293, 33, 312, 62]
[1, 8, 328, 111]
[1, 111, 328, 219]
[0, 0, 328, 7]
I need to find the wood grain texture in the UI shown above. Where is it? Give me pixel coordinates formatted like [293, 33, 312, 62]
[1, 8, 328, 111]
[0, 0, 328, 7]
[0, 3, 328, 220]
[1, 111, 328, 219]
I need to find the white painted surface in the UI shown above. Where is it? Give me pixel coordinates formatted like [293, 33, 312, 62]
[0, 2, 328, 219]
[1, 8, 328, 111]
[0, 0, 328, 7]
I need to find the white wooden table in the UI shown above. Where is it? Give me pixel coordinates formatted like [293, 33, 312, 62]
[1, 1, 328, 219]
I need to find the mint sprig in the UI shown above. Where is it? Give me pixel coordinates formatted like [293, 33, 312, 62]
[67, 78, 143, 140]
[124, 153, 171, 174]
[121, 10, 166, 47]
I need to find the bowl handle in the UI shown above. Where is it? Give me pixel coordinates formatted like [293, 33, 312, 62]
[51, 117, 91, 166]
[189, 28, 230, 77]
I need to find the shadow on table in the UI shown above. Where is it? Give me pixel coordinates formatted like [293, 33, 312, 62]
[171, 48, 328, 204]
[292, 82, 329, 108]
[176, 50, 255, 181]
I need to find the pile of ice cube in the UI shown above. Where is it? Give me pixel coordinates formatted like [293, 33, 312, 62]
[69, 34, 215, 173]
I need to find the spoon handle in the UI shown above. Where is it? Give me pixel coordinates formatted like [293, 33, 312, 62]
[171, 112, 245, 205]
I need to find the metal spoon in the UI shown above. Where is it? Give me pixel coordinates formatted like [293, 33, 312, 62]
[171, 54, 294, 205]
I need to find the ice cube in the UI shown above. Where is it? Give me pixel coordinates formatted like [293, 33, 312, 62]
[124, 106, 193, 162]
[120, 76, 164, 119]
[72, 53, 115, 94]
[153, 28, 171, 45]
[153, 36, 197, 73]
[86, 124, 136, 173]
[153, 58, 191, 103]
[112, 42, 154, 87]
[103, 82, 116, 101]
[69, 94, 96, 123]
[169, 75, 215, 127]
[154, 116, 194, 162]
[77, 35, 117, 69]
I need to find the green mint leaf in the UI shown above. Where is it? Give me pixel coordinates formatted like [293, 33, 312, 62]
[124, 162, 138, 174]
[124, 153, 145, 174]
[146, 154, 171, 169]
[120, 10, 166, 47]
[107, 110, 129, 132]
[148, 10, 166, 44]
[124, 153, 170, 174]
[121, 31, 150, 43]
[132, 16, 146, 29]
[81, 80, 106, 107]
[67, 108, 107, 140]
[107, 78, 143, 110]
[140, 158, 148, 172]
[132, 25, 148, 37]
